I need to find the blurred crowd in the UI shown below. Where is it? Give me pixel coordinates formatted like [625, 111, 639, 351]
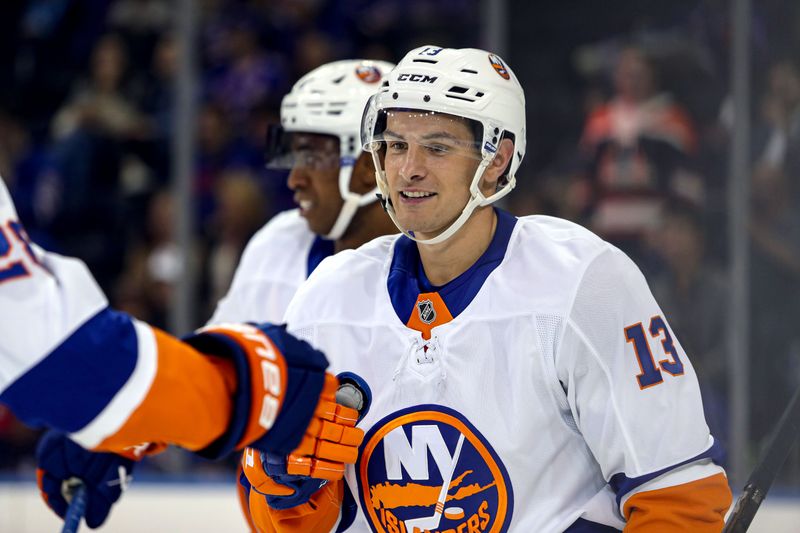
[2, 0, 800, 485]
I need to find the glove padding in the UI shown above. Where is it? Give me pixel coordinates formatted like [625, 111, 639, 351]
[184, 323, 334, 460]
[36, 431, 135, 529]
[245, 451, 327, 510]
[241, 374, 365, 509]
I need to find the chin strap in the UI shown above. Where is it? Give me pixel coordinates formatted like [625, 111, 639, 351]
[323, 160, 380, 241]
[373, 151, 515, 245]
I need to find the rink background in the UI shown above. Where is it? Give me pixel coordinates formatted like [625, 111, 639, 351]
[1, 481, 799, 532]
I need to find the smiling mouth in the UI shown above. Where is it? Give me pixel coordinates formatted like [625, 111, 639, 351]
[297, 199, 313, 211]
[400, 191, 436, 199]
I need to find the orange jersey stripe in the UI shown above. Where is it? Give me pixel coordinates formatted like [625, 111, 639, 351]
[623, 472, 732, 532]
[94, 327, 236, 453]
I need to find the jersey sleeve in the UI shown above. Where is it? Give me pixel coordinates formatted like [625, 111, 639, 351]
[556, 245, 730, 526]
[0, 179, 235, 454]
[207, 240, 297, 326]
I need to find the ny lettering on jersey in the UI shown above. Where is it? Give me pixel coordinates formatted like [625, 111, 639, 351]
[358, 405, 512, 533]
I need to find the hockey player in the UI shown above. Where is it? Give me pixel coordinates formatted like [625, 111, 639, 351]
[244, 46, 732, 532]
[208, 58, 398, 326]
[32, 59, 398, 529]
[0, 176, 363, 528]
[207, 58, 398, 531]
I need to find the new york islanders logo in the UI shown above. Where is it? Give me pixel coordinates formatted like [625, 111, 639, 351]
[356, 65, 383, 83]
[358, 405, 513, 533]
[487, 54, 510, 80]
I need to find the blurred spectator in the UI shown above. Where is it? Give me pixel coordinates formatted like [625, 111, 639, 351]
[52, 33, 149, 142]
[753, 59, 800, 174]
[48, 33, 152, 288]
[204, 169, 268, 314]
[108, 0, 171, 71]
[748, 163, 800, 443]
[649, 206, 728, 445]
[194, 101, 263, 227]
[114, 188, 201, 329]
[204, 16, 289, 130]
[574, 46, 703, 271]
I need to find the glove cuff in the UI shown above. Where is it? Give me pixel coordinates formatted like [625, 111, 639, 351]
[185, 324, 327, 459]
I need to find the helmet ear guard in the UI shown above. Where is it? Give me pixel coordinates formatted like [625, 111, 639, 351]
[360, 47, 526, 244]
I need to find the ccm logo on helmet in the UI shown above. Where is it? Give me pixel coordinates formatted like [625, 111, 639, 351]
[358, 405, 513, 533]
[397, 73, 439, 83]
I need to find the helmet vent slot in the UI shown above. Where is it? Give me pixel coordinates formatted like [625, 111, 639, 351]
[448, 86, 469, 94]
[445, 94, 476, 102]
[332, 75, 345, 84]
[412, 59, 438, 64]
[460, 68, 478, 74]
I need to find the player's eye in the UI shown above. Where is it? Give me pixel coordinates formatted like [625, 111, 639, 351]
[424, 143, 449, 155]
[387, 141, 408, 152]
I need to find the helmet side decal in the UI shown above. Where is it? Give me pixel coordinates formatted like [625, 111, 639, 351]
[488, 54, 511, 80]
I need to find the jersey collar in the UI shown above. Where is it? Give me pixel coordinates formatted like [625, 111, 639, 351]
[387, 208, 517, 330]
[307, 236, 335, 277]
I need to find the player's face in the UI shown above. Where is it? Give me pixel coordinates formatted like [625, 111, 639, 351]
[382, 111, 480, 240]
[286, 133, 344, 235]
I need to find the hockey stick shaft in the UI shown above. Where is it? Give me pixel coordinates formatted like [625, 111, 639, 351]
[61, 483, 87, 533]
[723, 383, 800, 532]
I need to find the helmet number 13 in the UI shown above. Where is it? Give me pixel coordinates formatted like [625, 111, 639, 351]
[624, 315, 685, 389]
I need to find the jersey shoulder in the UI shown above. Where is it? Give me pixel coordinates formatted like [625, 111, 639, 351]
[236, 209, 315, 282]
[285, 234, 400, 327]
[496, 215, 615, 314]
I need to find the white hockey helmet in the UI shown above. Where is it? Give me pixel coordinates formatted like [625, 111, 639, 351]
[267, 59, 396, 240]
[361, 46, 526, 244]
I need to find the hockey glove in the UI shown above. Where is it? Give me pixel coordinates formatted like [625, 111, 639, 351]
[242, 449, 328, 509]
[36, 431, 135, 529]
[241, 372, 368, 509]
[184, 323, 362, 464]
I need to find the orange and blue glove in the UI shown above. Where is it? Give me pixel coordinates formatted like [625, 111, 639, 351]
[241, 372, 367, 510]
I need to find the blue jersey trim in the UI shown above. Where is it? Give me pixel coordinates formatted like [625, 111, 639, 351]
[610, 439, 726, 508]
[307, 236, 334, 278]
[387, 208, 517, 323]
[0, 308, 138, 432]
[564, 518, 621, 532]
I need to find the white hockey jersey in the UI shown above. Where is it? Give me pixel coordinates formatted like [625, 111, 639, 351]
[283, 209, 727, 532]
[0, 178, 236, 453]
[208, 209, 332, 326]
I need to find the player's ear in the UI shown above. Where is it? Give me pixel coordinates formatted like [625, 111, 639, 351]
[351, 151, 377, 194]
[481, 137, 514, 194]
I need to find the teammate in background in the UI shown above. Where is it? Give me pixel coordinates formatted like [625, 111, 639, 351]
[206, 59, 398, 531]
[31, 59, 398, 530]
[0, 176, 363, 528]
[208, 58, 398, 326]
[246, 46, 732, 532]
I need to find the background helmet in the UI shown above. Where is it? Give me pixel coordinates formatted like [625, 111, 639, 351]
[361, 46, 526, 244]
[268, 59, 396, 240]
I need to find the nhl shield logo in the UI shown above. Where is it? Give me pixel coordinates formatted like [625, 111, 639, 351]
[417, 299, 436, 324]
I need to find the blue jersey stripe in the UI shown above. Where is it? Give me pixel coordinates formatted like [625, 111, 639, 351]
[0, 307, 139, 432]
[609, 439, 726, 507]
